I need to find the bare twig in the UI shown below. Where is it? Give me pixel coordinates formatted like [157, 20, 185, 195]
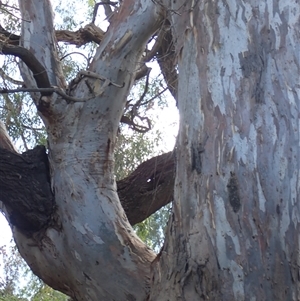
[0, 3, 30, 22]
[0, 68, 24, 85]
[22, 124, 44, 131]
[0, 78, 114, 103]
[92, 1, 118, 23]
[134, 68, 151, 108]
[143, 86, 168, 105]
[120, 115, 151, 133]
[60, 52, 89, 65]
[19, 128, 29, 151]
[78, 70, 124, 88]
[0, 2, 20, 11]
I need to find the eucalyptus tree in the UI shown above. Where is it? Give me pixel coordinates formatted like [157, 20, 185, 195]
[0, 0, 299, 300]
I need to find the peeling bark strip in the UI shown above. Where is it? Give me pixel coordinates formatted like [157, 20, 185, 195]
[239, 51, 265, 103]
[0, 120, 18, 153]
[227, 172, 241, 213]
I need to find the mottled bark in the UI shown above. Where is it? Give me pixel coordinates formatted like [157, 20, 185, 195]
[150, 1, 300, 300]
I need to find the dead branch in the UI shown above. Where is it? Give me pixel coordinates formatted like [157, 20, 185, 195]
[56, 23, 105, 46]
[118, 151, 175, 225]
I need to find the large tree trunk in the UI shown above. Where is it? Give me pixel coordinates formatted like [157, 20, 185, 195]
[0, 0, 163, 300]
[150, 1, 300, 300]
[0, 0, 299, 300]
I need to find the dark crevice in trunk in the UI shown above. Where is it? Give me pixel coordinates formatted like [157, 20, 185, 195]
[0, 146, 54, 232]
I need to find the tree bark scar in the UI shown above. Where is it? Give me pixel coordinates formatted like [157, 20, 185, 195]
[191, 143, 204, 174]
[227, 171, 241, 213]
[106, 138, 111, 155]
[238, 51, 265, 103]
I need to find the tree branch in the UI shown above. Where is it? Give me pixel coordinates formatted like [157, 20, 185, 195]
[92, 1, 117, 23]
[0, 87, 98, 103]
[1, 42, 52, 94]
[0, 69, 124, 102]
[118, 151, 175, 225]
[1, 21, 172, 91]
[0, 23, 105, 48]
[56, 23, 105, 46]
[18, 0, 66, 104]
